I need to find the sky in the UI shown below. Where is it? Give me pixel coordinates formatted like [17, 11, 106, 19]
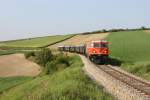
[0, 0, 150, 41]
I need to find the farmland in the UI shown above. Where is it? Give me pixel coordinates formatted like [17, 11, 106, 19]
[0, 33, 113, 100]
[0, 30, 150, 99]
[0, 34, 74, 48]
[107, 30, 150, 80]
[50, 33, 108, 49]
[0, 55, 113, 100]
[0, 54, 41, 77]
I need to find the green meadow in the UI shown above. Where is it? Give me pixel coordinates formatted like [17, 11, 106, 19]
[107, 31, 150, 80]
[0, 34, 74, 48]
[0, 77, 33, 93]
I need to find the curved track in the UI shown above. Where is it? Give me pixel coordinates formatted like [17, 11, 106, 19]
[96, 65, 150, 97]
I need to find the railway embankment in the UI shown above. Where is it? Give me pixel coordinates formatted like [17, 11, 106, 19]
[80, 55, 150, 100]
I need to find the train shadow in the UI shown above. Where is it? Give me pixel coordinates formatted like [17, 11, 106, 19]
[108, 57, 122, 66]
[94, 57, 122, 66]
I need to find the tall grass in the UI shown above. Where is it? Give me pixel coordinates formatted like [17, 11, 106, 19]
[121, 62, 150, 80]
[0, 77, 32, 93]
[0, 55, 113, 100]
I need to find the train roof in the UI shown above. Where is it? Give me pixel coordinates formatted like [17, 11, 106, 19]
[92, 40, 108, 43]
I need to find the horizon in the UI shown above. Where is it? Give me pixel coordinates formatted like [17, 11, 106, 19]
[0, 0, 150, 41]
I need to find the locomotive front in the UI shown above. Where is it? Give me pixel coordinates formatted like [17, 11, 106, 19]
[86, 40, 109, 64]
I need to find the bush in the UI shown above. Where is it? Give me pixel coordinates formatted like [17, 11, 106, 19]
[45, 53, 70, 75]
[35, 48, 53, 66]
[45, 61, 57, 74]
[24, 51, 35, 58]
[56, 54, 70, 66]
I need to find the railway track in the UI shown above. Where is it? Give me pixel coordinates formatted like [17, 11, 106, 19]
[96, 65, 150, 98]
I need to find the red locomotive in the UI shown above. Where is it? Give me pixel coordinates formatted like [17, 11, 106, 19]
[86, 40, 109, 63]
[58, 40, 109, 64]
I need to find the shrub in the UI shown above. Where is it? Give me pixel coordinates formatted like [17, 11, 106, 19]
[45, 53, 70, 75]
[24, 51, 35, 58]
[35, 48, 53, 66]
[45, 61, 57, 74]
[56, 54, 70, 66]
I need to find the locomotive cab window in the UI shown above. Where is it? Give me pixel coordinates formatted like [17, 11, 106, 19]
[93, 43, 108, 48]
[101, 43, 108, 47]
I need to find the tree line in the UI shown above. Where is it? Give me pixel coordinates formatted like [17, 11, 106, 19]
[81, 26, 150, 35]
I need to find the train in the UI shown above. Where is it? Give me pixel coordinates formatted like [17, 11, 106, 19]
[58, 40, 109, 64]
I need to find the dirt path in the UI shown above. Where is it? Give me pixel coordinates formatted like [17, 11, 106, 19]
[49, 33, 109, 49]
[0, 53, 41, 77]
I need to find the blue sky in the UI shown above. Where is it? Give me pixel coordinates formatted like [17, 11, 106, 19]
[0, 0, 150, 41]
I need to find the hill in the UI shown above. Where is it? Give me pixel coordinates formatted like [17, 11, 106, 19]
[107, 30, 150, 80]
[50, 33, 109, 49]
[0, 55, 113, 100]
[0, 34, 74, 48]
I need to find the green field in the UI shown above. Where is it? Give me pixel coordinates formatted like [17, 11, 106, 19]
[0, 77, 32, 93]
[0, 49, 41, 56]
[0, 34, 74, 48]
[0, 55, 112, 100]
[107, 31, 150, 80]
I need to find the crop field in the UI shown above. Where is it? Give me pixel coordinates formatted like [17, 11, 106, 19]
[50, 33, 109, 49]
[145, 30, 150, 34]
[0, 50, 15, 56]
[107, 30, 150, 62]
[0, 55, 112, 100]
[0, 54, 41, 77]
[107, 31, 150, 80]
[0, 34, 74, 48]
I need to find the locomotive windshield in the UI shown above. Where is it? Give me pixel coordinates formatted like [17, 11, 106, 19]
[93, 43, 108, 48]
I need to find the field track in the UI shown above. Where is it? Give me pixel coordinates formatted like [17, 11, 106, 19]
[0, 54, 41, 77]
[97, 65, 150, 97]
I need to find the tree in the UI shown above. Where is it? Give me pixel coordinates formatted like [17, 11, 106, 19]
[141, 26, 146, 30]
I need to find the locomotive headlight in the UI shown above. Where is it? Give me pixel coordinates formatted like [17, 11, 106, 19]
[93, 51, 96, 53]
[104, 50, 107, 53]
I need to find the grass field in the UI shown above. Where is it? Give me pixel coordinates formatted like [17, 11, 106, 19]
[0, 34, 74, 48]
[0, 50, 15, 56]
[0, 55, 112, 100]
[107, 31, 150, 80]
[0, 77, 32, 93]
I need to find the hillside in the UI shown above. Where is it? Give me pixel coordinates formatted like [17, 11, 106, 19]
[0, 34, 74, 48]
[0, 34, 74, 56]
[0, 55, 113, 100]
[0, 30, 149, 100]
[107, 31, 150, 80]
[50, 33, 109, 49]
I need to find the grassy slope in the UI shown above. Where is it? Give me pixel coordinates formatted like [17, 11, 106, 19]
[107, 31, 150, 80]
[0, 34, 74, 48]
[0, 50, 16, 56]
[0, 77, 33, 93]
[0, 55, 113, 100]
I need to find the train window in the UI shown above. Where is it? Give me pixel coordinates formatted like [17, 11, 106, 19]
[93, 43, 100, 47]
[93, 43, 108, 48]
[101, 43, 108, 47]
